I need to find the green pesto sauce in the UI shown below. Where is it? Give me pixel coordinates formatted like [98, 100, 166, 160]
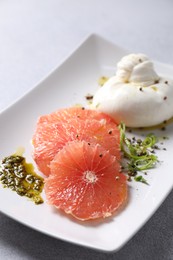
[0, 155, 44, 204]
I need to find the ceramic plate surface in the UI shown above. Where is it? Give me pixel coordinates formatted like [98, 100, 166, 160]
[0, 34, 173, 252]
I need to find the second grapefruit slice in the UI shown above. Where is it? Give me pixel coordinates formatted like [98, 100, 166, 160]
[38, 106, 115, 125]
[32, 117, 121, 176]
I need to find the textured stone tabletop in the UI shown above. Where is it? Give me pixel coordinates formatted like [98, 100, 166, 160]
[0, 0, 173, 259]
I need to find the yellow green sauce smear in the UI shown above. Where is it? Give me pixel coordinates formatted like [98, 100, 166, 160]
[98, 76, 109, 86]
[0, 154, 44, 204]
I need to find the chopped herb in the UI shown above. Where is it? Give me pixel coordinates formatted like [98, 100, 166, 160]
[134, 175, 149, 185]
[163, 136, 169, 140]
[119, 123, 159, 185]
[95, 103, 100, 108]
[151, 86, 158, 91]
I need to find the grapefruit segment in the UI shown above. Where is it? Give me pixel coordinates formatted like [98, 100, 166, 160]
[32, 122, 72, 175]
[38, 106, 115, 125]
[45, 141, 127, 221]
[32, 118, 121, 176]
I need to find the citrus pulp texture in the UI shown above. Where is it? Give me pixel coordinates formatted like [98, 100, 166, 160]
[45, 141, 127, 221]
[32, 108, 121, 176]
[38, 106, 115, 124]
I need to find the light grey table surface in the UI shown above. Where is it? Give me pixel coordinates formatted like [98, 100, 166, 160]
[0, 0, 173, 259]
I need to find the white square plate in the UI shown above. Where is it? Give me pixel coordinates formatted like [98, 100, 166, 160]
[0, 34, 173, 252]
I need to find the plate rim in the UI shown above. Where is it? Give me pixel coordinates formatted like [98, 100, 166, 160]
[0, 33, 117, 115]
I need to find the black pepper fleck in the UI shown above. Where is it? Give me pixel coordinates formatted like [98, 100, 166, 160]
[85, 94, 93, 100]
[127, 176, 132, 182]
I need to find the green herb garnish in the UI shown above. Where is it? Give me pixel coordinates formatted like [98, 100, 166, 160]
[134, 175, 149, 185]
[119, 123, 158, 184]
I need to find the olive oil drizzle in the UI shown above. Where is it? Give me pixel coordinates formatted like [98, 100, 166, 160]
[0, 155, 44, 204]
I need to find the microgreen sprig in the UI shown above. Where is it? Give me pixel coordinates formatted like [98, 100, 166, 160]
[119, 123, 158, 184]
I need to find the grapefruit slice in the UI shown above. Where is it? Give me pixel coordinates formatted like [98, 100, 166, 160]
[32, 118, 121, 176]
[38, 106, 115, 125]
[45, 141, 127, 221]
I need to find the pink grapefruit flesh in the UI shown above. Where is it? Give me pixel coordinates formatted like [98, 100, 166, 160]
[45, 141, 127, 221]
[32, 112, 121, 176]
[38, 106, 115, 125]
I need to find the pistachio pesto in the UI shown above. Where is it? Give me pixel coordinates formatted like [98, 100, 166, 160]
[0, 155, 44, 204]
